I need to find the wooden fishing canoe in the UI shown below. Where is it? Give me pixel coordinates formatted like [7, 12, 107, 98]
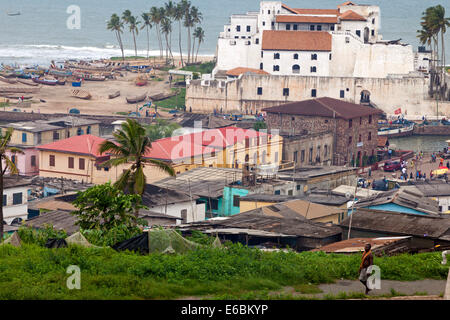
[108, 91, 120, 99]
[149, 91, 178, 102]
[17, 79, 39, 87]
[71, 89, 92, 100]
[126, 93, 146, 104]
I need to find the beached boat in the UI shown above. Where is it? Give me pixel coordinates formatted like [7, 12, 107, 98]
[149, 91, 178, 101]
[49, 69, 72, 77]
[1, 95, 33, 100]
[7, 12, 20, 16]
[126, 93, 147, 104]
[0, 76, 18, 84]
[71, 89, 92, 100]
[108, 91, 120, 99]
[378, 123, 415, 138]
[56, 79, 66, 85]
[84, 74, 106, 81]
[135, 76, 148, 87]
[17, 79, 39, 86]
[32, 77, 58, 86]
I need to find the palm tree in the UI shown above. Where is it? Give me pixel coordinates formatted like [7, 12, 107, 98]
[141, 12, 152, 59]
[161, 17, 175, 65]
[122, 11, 140, 57]
[174, 3, 185, 67]
[189, 6, 203, 63]
[99, 119, 175, 198]
[0, 128, 23, 241]
[193, 27, 205, 62]
[107, 14, 125, 61]
[182, 0, 193, 63]
[431, 6, 450, 85]
[164, 1, 176, 64]
[150, 6, 164, 59]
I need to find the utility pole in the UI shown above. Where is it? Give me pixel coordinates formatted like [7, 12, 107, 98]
[347, 176, 359, 239]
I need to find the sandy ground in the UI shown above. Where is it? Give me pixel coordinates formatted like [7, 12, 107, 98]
[3, 56, 214, 116]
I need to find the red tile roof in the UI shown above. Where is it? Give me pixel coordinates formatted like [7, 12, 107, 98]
[262, 97, 383, 120]
[281, 4, 299, 14]
[262, 30, 332, 51]
[226, 67, 269, 77]
[276, 15, 338, 24]
[292, 8, 340, 15]
[339, 10, 366, 21]
[37, 134, 107, 157]
[144, 127, 269, 161]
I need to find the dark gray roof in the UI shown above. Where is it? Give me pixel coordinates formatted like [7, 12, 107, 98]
[153, 167, 242, 198]
[185, 212, 342, 239]
[339, 208, 450, 240]
[278, 166, 357, 181]
[3, 176, 31, 189]
[241, 192, 349, 206]
[0, 116, 100, 133]
[141, 184, 197, 207]
[413, 182, 450, 197]
[24, 210, 79, 235]
[138, 210, 181, 220]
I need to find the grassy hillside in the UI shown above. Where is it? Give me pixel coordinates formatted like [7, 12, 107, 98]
[0, 242, 447, 300]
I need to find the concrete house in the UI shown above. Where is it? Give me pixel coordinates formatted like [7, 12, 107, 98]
[2, 176, 30, 225]
[0, 117, 100, 176]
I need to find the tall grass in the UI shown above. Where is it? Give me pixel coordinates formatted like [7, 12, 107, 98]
[0, 242, 447, 300]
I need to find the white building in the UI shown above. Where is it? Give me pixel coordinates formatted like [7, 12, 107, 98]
[215, 1, 423, 79]
[2, 176, 30, 225]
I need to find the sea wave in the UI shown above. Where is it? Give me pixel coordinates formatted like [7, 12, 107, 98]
[0, 44, 214, 67]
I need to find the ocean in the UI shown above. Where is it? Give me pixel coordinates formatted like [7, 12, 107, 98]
[0, 0, 449, 66]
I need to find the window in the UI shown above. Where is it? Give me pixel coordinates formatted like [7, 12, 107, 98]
[236, 25, 241, 32]
[309, 148, 313, 163]
[311, 54, 317, 60]
[360, 117, 362, 125]
[371, 29, 375, 36]
[356, 30, 361, 37]
[87, 126, 91, 134]
[22, 133, 27, 143]
[293, 24, 298, 30]
[324, 145, 328, 158]
[349, 119, 353, 128]
[293, 53, 298, 60]
[359, 134, 362, 143]
[274, 190, 281, 195]
[271, 21, 275, 27]
[210, 199, 219, 211]
[79, 158, 85, 170]
[68, 157, 74, 169]
[286, 24, 291, 30]
[293, 151, 298, 163]
[310, 25, 315, 31]
[246, 25, 251, 32]
[273, 65, 280, 72]
[340, 90, 345, 98]
[255, 38, 259, 44]
[369, 115, 373, 124]
[292, 65, 300, 74]
[261, 51, 263, 58]
[317, 25, 322, 31]
[268, 10, 270, 14]
[368, 132, 372, 141]
[296, 185, 301, 190]
[274, 53, 280, 59]
[181, 209, 188, 222]
[257, 87, 263, 95]
[13, 193, 22, 205]
[348, 136, 352, 145]
[233, 195, 240, 207]
[11, 155, 16, 165]
[329, 53, 332, 60]
[245, 138, 250, 148]
[31, 155, 36, 167]
[330, 25, 335, 31]
[301, 150, 305, 162]
[311, 89, 317, 97]
[49, 155, 55, 167]
[288, 190, 293, 196]
[53, 131, 59, 141]
[345, 37, 350, 43]
[372, 18, 375, 24]
[2, 194, 6, 206]
[310, 66, 317, 73]
[104, 167, 109, 172]
[283, 88, 289, 96]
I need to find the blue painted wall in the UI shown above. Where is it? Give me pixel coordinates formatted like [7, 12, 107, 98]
[222, 187, 249, 216]
[364, 203, 429, 215]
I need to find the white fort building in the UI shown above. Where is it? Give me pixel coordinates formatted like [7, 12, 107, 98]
[186, 1, 447, 115]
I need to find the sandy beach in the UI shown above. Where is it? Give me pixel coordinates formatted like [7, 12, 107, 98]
[1, 56, 214, 117]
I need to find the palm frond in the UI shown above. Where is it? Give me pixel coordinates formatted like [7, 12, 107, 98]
[145, 158, 175, 176]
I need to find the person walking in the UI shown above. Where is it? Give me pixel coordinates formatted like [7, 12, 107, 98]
[359, 244, 374, 295]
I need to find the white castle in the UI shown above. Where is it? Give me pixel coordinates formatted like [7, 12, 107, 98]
[214, 1, 428, 79]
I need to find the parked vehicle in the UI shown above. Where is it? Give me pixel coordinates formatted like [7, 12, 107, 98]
[383, 161, 402, 172]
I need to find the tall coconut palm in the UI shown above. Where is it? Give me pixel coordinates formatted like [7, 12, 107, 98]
[141, 12, 152, 59]
[164, 1, 176, 63]
[193, 27, 205, 62]
[430, 6, 450, 85]
[0, 128, 23, 241]
[182, 0, 193, 63]
[174, 3, 185, 67]
[150, 6, 164, 59]
[99, 119, 175, 197]
[107, 14, 125, 61]
[122, 11, 140, 57]
[161, 17, 174, 65]
[189, 6, 203, 62]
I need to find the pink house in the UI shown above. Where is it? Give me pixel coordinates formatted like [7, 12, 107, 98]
[6, 148, 39, 176]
